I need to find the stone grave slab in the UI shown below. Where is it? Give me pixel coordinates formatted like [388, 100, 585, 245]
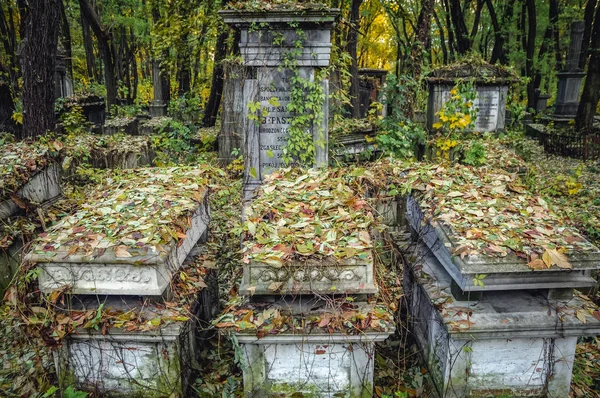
[406, 194, 600, 294]
[404, 244, 600, 398]
[26, 168, 209, 296]
[55, 298, 198, 397]
[0, 163, 61, 219]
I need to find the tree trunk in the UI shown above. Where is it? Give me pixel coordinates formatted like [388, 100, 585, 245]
[576, 2, 600, 132]
[347, 0, 363, 118]
[202, 28, 229, 127]
[580, 0, 598, 69]
[525, 0, 537, 110]
[59, 0, 72, 79]
[0, 65, 17, 134]
[79, 0, 118, 109]
[489, 0, 515, 65]
[19, 0, 60, 139]
[449, 0, 471, 54]
[433, 9, 448, 64]
[80, 4, 97, 81]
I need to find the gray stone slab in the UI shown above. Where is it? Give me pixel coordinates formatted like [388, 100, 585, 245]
[407, 195, 600, 293]
[404, 245, 600, 397]
[0, 163, 61, 219]
[28, 194, 209, 296]
[427, 84, 508, 132]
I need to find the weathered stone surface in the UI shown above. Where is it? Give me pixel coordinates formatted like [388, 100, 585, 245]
[406, 195, 600, 294]
[0, 163, 61, 220]
[55, 301, 197, 397]
[236, 332, 390, 397]
[29, 198, 209, 296]
[240, 256, 377, 296]
[403, 245, 600, 398]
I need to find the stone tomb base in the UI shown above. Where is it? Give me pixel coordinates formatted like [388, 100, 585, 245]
[55, 301, 200, 397]
[236, 332, 391, 397]
[404, 246, 600, 397]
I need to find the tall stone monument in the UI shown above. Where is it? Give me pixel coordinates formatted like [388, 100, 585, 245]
[149, 60, 167, 117]
[554, 21, 586, 118]
[220, 8, 338, 199]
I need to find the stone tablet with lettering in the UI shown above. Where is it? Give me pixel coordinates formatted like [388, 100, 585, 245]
[438, 86, 502, 132]
[221, 9, 337, 199]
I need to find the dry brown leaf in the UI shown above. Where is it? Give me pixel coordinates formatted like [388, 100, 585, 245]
[527, 259, 546, 270]
[115, 245, 132, 258]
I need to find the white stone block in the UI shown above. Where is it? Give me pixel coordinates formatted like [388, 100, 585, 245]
[406, 195, 600, 294]
[236, 332, 391, 397]
[56, 320, 195, 397]
[240, 256, 377, 296]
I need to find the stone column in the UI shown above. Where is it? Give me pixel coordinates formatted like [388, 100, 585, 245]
[149, 60, 167, 117]
[554, 21, 586, 118]
[221, 9, 338, 200]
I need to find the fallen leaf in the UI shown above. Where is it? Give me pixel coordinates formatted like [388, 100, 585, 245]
[268, 282, 283, 292]
[527, 259, 546, 270]
[115, 245, 132, 258]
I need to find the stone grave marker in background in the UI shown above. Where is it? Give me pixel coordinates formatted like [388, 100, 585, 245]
[554, 21, 586, 119]
[149, 60, 168, 117]
[221, 8, 338, 199]
[426, 62, 514, 132]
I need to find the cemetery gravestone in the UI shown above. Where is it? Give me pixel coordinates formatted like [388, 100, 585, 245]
[426, 62, 514, 132]
[149, 60, 168, 117]
[221, 9, 338, 199]
[554, 21, 586, 118]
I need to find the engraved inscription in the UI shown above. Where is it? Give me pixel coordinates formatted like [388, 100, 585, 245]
[258, 68, 294, 174]
[440, 89, 500, 132]
[44, 266, 153, 285]
[256, 267, 361, 283]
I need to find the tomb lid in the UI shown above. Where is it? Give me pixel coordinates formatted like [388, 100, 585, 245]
[242, 167, 375, 267]
[426, 58, 517, 85]
[411, 248, 600, 339]
[28, 167, 209, 264]
[400, 162, 600, 272]
[215, 297, 395, 337]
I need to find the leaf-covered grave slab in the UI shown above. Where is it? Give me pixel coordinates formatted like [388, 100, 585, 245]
[242, 167, 375, 267]
[29, 167, 209, 263]
[400, 163, 600, 270]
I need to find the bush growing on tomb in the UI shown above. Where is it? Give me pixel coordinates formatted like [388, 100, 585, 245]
[375, 74, 426, 159]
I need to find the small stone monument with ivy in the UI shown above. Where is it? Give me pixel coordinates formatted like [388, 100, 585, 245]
[426, 60, 515, 133]
[220, 5, 338, 199]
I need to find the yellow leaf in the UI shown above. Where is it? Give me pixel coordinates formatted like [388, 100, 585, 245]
[547, 248, 572, 269]
[541, 250, 552, 268]
[576, 309, 587, 324]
